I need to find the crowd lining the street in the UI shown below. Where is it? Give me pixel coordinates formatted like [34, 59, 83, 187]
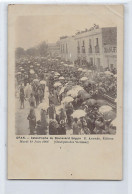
[16, 55, 117, 135]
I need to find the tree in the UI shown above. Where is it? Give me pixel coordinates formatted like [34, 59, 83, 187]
[37, 41, 48, 56]
[15, 47, 25, 58]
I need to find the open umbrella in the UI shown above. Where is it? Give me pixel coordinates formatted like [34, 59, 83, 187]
[88, 70, 92, 73]
[111, 118, 117, 126]
[67, 85, 84, 98]
[85, 99, 96, 106]
[99, 105, 112, 114]
[80, 92, 91, 100]
[80, 77, 88, 81]
[55, 105, 63, 114]
[104, 110, 116, 121]
[71, 110, 86, 118]
[96, 99, 108, 106]
[17, 72, 21, 75]
[33, 79, 39, 82]
[62, 96, 74, 104]
[30, 69, 35, 74]
[38, 102, 49, 111]
[104, 71, 113, 76]
[78, 68, 83, 71]
[40, 80, 46, 85]
[55, 72, 60, 76]
[54, 82, 62, 87]
[59, 86, 66, 95]
[114, 98, 117, 102]
[59, 76, 65, 80]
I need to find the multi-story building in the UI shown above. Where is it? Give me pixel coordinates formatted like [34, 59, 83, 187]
[60, 36, 77, 63]
[74, 26, 117, 71]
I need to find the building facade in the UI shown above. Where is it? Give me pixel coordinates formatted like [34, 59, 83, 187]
[74, 26, 117, 71]
[59, 36, 77, 63]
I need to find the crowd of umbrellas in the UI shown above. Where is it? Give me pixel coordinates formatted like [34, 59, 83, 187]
[16, 55, 117, 135]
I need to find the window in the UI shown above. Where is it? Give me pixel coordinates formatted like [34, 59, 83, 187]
[96, 38, 99, 46]
[66, 43, 68, 53]
[89, 39, 92, 53]
[77, 41, 80, 53]
[95, 38, 100, 53]
[82, 40, 85, 53]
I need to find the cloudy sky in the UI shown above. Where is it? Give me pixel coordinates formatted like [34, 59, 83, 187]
[15, 5, 123, 49]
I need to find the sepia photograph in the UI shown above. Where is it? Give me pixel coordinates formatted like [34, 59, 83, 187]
[15, 16, 117, 136]
[8, 5, 123, 180]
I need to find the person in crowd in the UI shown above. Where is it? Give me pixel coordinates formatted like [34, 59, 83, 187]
[58, 120, 66, 135]
[65, 102, 73, 127]
[29, 93, 36, 108]
[40, 109, 48, 135]
[49, 119, 59, 135]
[85, 114, 95, 134]
[48, 103, 56, 119]
[53, 88, 59, 105]
[72, 118, 81, 135]
[34, 88, 39, 107]
[59, 108, 67, 122]
[19, 89, 26, 109]
[94, 117, 105, 134]
[27, 107, 36, 135]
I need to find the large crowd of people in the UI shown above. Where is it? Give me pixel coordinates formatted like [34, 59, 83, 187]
[16, 55, 117, 135]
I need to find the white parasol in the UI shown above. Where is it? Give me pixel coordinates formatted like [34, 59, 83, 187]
[17, 72, 21, 75]
[78, 68, 83, 71]
[59, 76, 65, 80]
[104, 71, 113, 75]
[55, 72, 60, 76]
[38, 102, 49, 111]
[111, 118, 117, 126]
[114, 98, 117, 102]
[80, 77, 88, 81]
[67, 85, 84, 98]
[55, 105, 63, 114]
[30, 69, 35, 74]
[40, 80, 46, 85]
[54, 82, 62, 87]
[33, 79, 39, 82]
[88, 70, 92, 73]
[71, 110, 86, 118]
[59, 86, 66, 95]
[62, 96, 74, 104]
[99, 105, 112, 114]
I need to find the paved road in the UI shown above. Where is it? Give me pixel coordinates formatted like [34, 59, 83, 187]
[15, 98, 30, 135]
[15, 85, 49, 135]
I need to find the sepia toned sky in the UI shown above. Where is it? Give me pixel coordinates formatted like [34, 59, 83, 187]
[15, 5, 123, 49]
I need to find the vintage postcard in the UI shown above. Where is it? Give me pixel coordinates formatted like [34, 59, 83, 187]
[8, 4, 123, 179]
